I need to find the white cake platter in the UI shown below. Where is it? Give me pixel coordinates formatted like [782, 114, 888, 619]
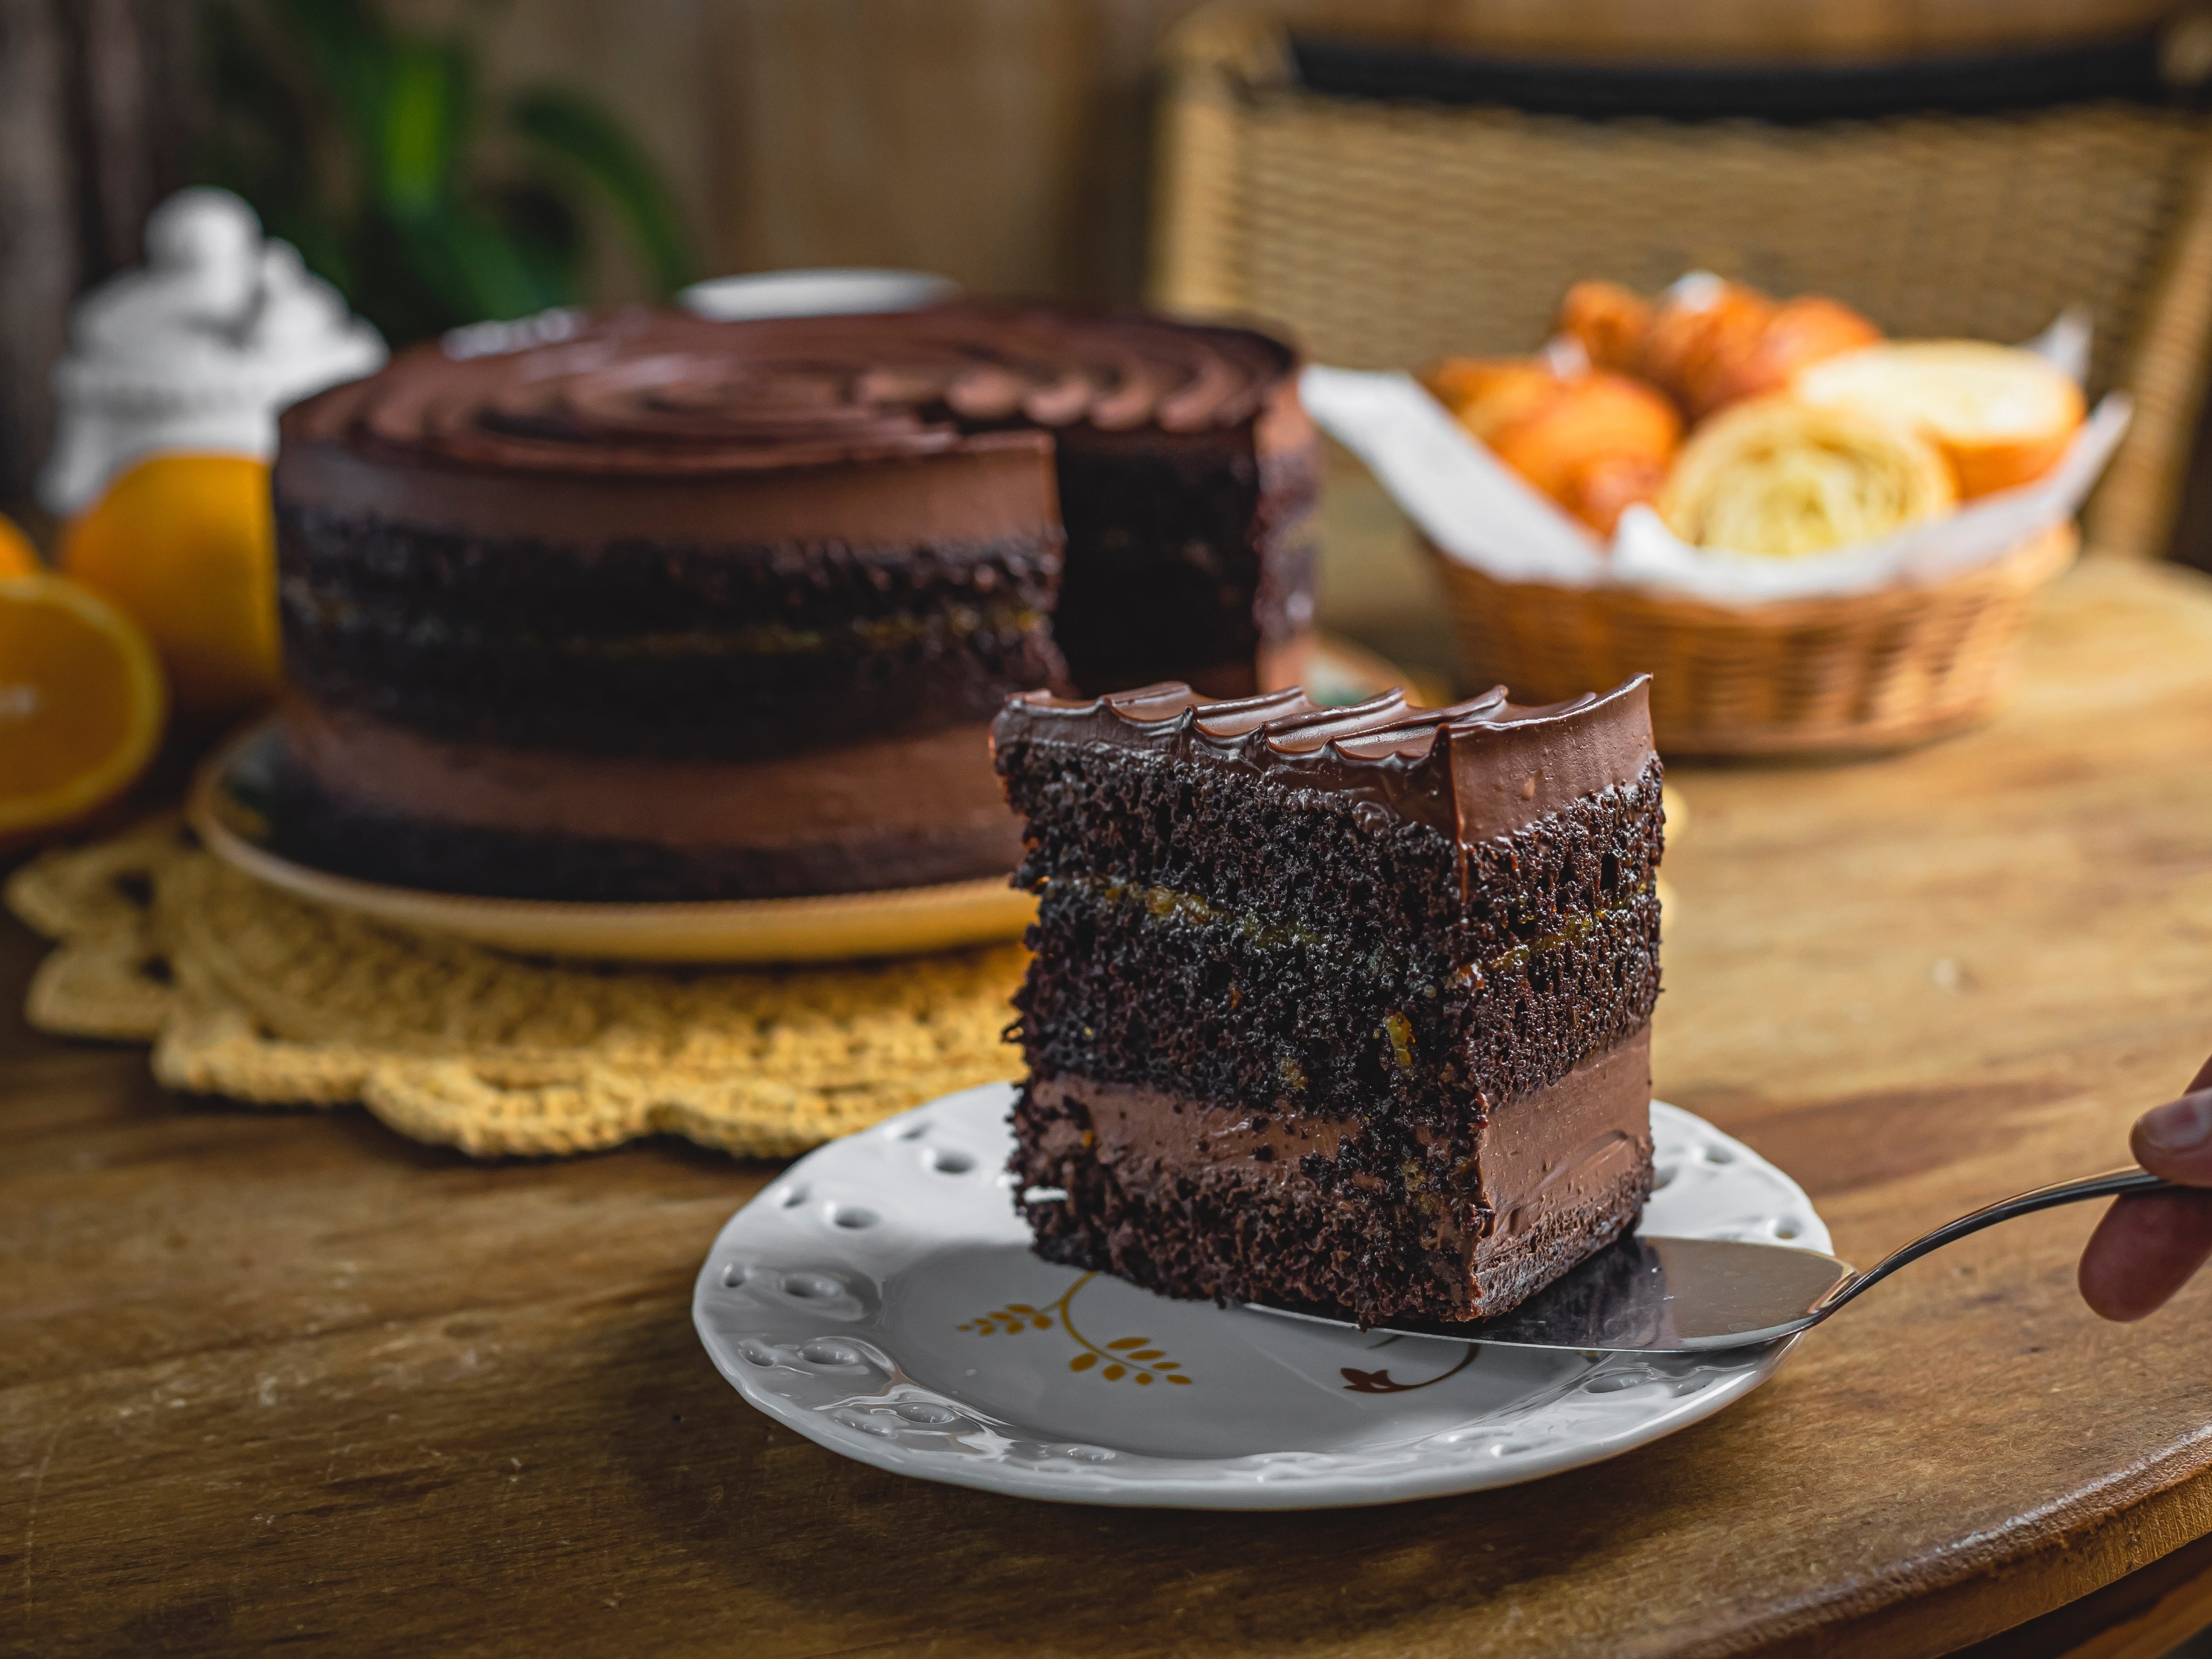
[692, 1082, 1831, 1510]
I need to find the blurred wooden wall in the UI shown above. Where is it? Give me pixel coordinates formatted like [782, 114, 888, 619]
[0, 0, 197, 504]
[406, 0, 1217, 304]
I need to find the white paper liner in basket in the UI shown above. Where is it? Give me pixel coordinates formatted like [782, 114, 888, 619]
[1302, 310, 2127, 606]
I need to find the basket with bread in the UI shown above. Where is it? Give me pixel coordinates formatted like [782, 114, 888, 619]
[1306, 274, 2127, 757]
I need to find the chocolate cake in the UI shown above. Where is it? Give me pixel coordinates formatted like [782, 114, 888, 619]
[271, 301, 1315, 901]
[993, 676, 1663, 1326]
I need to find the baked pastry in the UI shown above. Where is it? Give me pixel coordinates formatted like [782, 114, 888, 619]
[1656, 395, 1958, 557]
[271, 302, 1317, 901]
[1556, 279, 1652, 375]
[1794, 340, 2084, 497]
[1560, 277, 1881, 421]
[1640, 280, 1882, 419]
[994, 676, 1663, 1327]
[1423, 356, 1563, 442]
[1423, 356, 1680, 532]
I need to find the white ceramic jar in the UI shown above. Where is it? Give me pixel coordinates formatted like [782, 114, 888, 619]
[38, 187, 386, 516]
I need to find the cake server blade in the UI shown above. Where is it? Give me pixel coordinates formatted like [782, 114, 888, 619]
[1248, 1235, 1854, 1355]
[1246, 1166, 2170, 1355]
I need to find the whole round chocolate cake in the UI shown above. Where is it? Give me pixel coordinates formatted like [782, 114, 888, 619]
[270, 301, 1317, 902]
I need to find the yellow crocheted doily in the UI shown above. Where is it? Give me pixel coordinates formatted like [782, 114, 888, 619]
[5, 817, 1024, 1159]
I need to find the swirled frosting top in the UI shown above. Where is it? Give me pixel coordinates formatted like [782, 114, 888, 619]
[993, 676, 1655, 845]
[283, 300, 1303, 477]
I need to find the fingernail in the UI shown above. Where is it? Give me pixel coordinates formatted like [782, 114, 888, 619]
[2140, 1093, 2212, 1152]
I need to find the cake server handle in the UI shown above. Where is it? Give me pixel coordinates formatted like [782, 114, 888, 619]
[1810, 1166, 2170, 1321]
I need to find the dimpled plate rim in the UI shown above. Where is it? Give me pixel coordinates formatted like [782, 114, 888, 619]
[691, 1083, 1830, 1510]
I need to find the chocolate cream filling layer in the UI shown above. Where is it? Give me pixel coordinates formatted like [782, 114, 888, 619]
[1028, 1026, 1653, 1254]
[281, 697, 1016, 857]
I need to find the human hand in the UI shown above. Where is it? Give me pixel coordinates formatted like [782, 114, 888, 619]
[2078, 1054, 2212, 1320]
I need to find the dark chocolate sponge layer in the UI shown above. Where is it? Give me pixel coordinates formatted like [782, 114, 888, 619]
[998, 744, 1665, 967]
[279, 507, 1067, 760]
[1049, 429, 1320, 697]
[277, 504, 1063, 636]
[1015, 881, 1660, 1124]
[265, 756, 1024, 902]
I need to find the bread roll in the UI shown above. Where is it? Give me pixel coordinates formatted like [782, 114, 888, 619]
[1556, 280, 1651, 375]
[1422, 355, 1681, 533]
[1641, 280, 1882, 419]
[1700, 296, 1883, 414]
[1422, 357, 1565, 442]
[1793, 341, 2084, 496]
[1639, 279, 1777, 418]
[1657, 396, 1957, 557]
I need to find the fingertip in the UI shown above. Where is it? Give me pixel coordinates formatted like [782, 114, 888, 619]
[2078, 1248, 2159, 1322]
[2076, 1189, 2212, 1323]
[2129, 1090, 2212, 1183]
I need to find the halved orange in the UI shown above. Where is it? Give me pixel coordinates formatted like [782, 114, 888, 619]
[62, 453, 278, 722]
[0, 575, 167, 835]
[0, 512, 38, 578]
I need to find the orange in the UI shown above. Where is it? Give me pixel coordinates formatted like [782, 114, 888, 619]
[0, 576, 167, 835]
[63, 453, 279, 722]
[0, 512, 38, 577]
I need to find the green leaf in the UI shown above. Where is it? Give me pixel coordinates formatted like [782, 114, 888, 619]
[379, 40, 471, 213]
[509, 86, 696, 294]
[195, 0, 686, 344]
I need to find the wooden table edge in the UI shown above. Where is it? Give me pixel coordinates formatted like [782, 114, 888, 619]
[1710, 1433, 2212, 1656]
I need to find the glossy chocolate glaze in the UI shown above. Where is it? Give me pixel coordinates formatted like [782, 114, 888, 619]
[993, 675, 1654, 847]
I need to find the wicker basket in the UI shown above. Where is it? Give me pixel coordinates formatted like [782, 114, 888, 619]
[1152, 2, 2212, 565]
[1152, 5, 2199, 753]
[1430, 524, 2078, 756]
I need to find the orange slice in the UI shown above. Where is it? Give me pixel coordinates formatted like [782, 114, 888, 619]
[0, 576, 167, 835]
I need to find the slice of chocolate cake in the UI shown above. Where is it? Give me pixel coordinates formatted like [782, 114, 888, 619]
[992, 676, 1663, 1326]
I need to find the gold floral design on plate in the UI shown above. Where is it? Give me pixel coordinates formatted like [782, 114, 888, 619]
[958, 1272, 1194, 1385]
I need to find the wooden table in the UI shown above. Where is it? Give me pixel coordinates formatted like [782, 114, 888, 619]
[12, 557, 2212, 1657]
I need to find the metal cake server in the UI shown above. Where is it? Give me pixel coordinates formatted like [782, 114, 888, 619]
[1252, 1167, 2170, 1355]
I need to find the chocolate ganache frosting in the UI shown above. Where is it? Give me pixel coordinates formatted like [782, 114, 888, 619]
[283, 300, 1301, 479]
[994, 676, 1654, 849]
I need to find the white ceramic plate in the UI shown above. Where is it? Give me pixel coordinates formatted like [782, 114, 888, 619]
[692, 1083, 1830, 1509]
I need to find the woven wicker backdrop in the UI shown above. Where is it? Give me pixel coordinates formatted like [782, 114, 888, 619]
[1190, 97, 2201, 389]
